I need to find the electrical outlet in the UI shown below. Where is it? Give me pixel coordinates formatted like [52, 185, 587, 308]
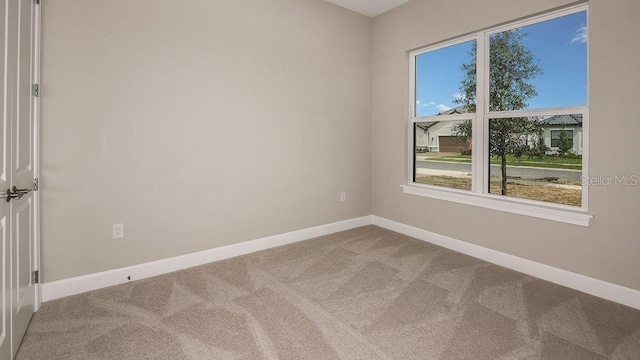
[340, 192, 346, 202]
[112, 224, 124, 239]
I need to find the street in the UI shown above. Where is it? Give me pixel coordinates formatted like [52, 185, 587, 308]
[416, 160, 582, 182]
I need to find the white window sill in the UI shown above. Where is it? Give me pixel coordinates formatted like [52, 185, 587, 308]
[401, 184, 592, 227]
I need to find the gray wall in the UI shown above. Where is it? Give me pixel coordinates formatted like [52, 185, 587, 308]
[371, 0, 640, 291]
[40, 0, 372, 282]
[41, 0, 640, 294]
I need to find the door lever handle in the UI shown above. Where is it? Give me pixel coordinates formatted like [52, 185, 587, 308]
[2, 186, 32, 202]
[1, 189, 18, 202]
[12, 186, 32, 195]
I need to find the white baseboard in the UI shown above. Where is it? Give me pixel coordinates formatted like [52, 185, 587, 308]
[371, 216, 640, 310]
[42, 214, 640, 311]
[41, 216, 372, 302]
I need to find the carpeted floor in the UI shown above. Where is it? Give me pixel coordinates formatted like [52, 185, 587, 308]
[17, 226, 640, 359]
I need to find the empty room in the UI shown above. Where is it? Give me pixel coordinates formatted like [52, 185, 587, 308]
[2, 0, 640, 358]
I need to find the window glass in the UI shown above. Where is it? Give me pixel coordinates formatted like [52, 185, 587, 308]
[489, 11, 588, 111]
[414, 120, 472, 191]
[488, 115, 583, 207]
[415, 40, 476, 117]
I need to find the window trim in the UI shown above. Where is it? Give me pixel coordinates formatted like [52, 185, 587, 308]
[401, 183, 592, 226]
[406, 4, 591, 226]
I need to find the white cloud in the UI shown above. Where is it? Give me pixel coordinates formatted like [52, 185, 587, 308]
[416, 100, 420, 105]
[571, 25, 587, 45]
[436, 104, 452, 112]
[429, 101, 436, 105]
[453, 92, 466, 101]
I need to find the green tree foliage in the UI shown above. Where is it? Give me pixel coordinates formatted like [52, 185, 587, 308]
[527, 136, 550, 160]
[556, 130, 573, 156]
[452, 29, 542, 195]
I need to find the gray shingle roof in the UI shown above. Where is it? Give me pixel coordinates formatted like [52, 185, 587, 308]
[415, 107, 582, 129]
[416, 105, 470, 130]
[541, 114, 583, 126]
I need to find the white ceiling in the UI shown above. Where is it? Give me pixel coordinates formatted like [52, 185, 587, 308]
[323, 0, 412, 17]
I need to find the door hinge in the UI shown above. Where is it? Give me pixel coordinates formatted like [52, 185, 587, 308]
[33, 270, 39, 284]
[33, 84, 39, 97]
[33, 177, 39, 191]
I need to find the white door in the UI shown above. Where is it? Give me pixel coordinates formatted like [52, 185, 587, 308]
[11, 0, 36, 356]
[0, 0, 39, 358]
[0, 1, 12, 357]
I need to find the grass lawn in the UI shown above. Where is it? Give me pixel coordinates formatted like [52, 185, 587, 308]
[422, 154, 582, 170]
[416, 175, 582, 207]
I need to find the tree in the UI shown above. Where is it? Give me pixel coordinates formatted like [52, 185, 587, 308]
[556, 130, 573, 156]
[452, 29, 542, 195]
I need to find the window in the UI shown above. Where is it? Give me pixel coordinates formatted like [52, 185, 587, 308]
[551, 129, 574, 148]
[406, 5, 590, 225]
[413, 39, 476, 190]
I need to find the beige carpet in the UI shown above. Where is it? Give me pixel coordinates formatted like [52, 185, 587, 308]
[17, 226, 640, 359]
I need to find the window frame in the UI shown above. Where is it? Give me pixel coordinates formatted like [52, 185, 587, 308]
[404, 4, 591, 226]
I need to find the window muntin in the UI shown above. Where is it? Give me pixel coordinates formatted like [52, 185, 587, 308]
[409, 5, 588, 210]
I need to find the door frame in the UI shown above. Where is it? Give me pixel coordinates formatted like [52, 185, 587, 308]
[32, 0, 41, 311]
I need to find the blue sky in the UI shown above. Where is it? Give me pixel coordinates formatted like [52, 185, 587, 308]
[415, 11, 587, 117]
